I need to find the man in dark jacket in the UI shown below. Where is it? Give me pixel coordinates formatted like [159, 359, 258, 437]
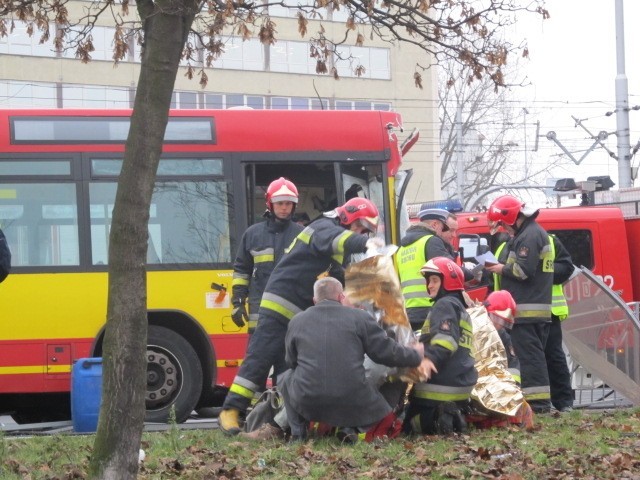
[0, 227, 10, 283]
[485, 195, 554, 413]
[545, 234, 575, 412]
[219, 197, 385, 434]
[230, 177, 303, 333]
[280, 277, 434, 441]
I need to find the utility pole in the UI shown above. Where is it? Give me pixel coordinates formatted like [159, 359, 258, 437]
[455, 104, 464, 205]
[615, 0, 632, 187]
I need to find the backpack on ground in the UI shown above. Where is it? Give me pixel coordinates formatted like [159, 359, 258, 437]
[243, 388, 283, 433]
[0, 228, 10, 283]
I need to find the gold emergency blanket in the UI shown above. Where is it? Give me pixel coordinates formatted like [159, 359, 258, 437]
[468, 304, 523, 416]
[344, 252, 425, 383]
[344, 252, 409, 327]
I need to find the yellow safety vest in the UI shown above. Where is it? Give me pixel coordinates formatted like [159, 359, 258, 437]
[494, 237, 569, 320]
[493, 242, 507, 291]
[398, 235, 434, 309]
[549, 235, 569, 320]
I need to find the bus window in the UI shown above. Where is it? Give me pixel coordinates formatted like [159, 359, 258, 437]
[89, 157, 231, 266]
[0, 182, 79, 266]
[89, 181, 231, 265]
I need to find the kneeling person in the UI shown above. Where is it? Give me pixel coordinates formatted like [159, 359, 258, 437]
[280, 277, 435, 441]
[405, 257, 478, 435]
[484, 290, 521, 385]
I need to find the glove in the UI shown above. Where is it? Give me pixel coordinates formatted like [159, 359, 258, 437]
[464, 261, 484, 283]
[231, 303, 248, 328]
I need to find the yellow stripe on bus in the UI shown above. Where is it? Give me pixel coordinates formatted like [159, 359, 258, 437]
[0, 365, 72, 374]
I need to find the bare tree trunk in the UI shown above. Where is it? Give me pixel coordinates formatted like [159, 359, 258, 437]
[89, 1, 197, 478]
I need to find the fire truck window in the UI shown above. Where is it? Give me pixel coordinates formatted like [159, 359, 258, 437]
[548, 229, 594, 270]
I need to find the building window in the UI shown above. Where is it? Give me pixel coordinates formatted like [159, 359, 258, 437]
[0, 21, 56, 57]
[0, 81, 57, 108]
[61, 26, 118, 62]
[212, 36, 264, 71]
[205, 94, 224, 109]
[268, 0, 326, 19]
[335, 100, 391, 111]
[270, 40, 317, 75]
[311, 98, 330, 110]
[335, 46, 390, 80]
[202, 94, 265, 109]
[62, 84, 130, 108]
[246, 96, 265, 109]
[271, 97, 289, 110]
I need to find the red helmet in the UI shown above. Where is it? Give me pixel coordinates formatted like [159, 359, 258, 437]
[487, 195, 524, 233]
[420, 257, 465, 292]
[335, 198, 380, 233]
[484, 290, 516, 328]
[265, 177, 298, 209]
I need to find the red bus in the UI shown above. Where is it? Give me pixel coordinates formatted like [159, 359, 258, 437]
[0, 108, 414, 423]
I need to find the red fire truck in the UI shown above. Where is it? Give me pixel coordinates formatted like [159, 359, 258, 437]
[453, 200, 640, 405]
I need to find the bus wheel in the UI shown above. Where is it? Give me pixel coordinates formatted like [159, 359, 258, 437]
[145, 326, 203, 424]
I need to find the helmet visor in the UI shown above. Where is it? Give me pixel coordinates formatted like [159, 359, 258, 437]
[360, 216, 379, 234]
[488, 219, 501, 235]
[489, 309, 514, 329]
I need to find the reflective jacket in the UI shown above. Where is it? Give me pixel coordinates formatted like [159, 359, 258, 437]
[397, 225, 452, 309]
[412, 294, 478, 403]
[495, 234, 571, 321]
[259, 217, 369, 323]
[549, 235, 572, 320]
[231, 216, 303, 331]
[499, 214, 554, 324]
[398, 234, 434, 309]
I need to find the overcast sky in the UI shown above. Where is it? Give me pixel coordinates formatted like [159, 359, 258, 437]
[519, 0, 639, 193]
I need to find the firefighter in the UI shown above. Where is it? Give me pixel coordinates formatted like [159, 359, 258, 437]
[230, 177, 304, 334]
[219, 197, 384, 435]
[397, 208, 454, 331]
[398, 208, 475, 331]
[493, 229, 574, 410]
[484, 195, 554, 413]
[404, 257, 478, 435]
[545, 234, 575, 412]
[484, 290, 521, 384]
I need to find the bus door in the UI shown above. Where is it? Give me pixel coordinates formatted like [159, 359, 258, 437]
[242, 161, 388, 236]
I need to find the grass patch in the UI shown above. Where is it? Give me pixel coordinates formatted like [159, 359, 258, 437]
[0, 408, 638, 479]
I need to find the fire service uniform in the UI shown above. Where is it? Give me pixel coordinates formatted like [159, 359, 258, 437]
[489, 195, 554, 413]
[405, 257, 478, 435]
[219, 198, 380, 434]
[231, 215, 302, 333]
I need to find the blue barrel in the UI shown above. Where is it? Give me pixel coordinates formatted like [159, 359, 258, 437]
[71, 357, 103, 433]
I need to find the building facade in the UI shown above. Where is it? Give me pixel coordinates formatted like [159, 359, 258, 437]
[0, 1, 440, 203]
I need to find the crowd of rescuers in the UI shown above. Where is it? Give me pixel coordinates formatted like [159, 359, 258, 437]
[218, 182, 571, 443]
